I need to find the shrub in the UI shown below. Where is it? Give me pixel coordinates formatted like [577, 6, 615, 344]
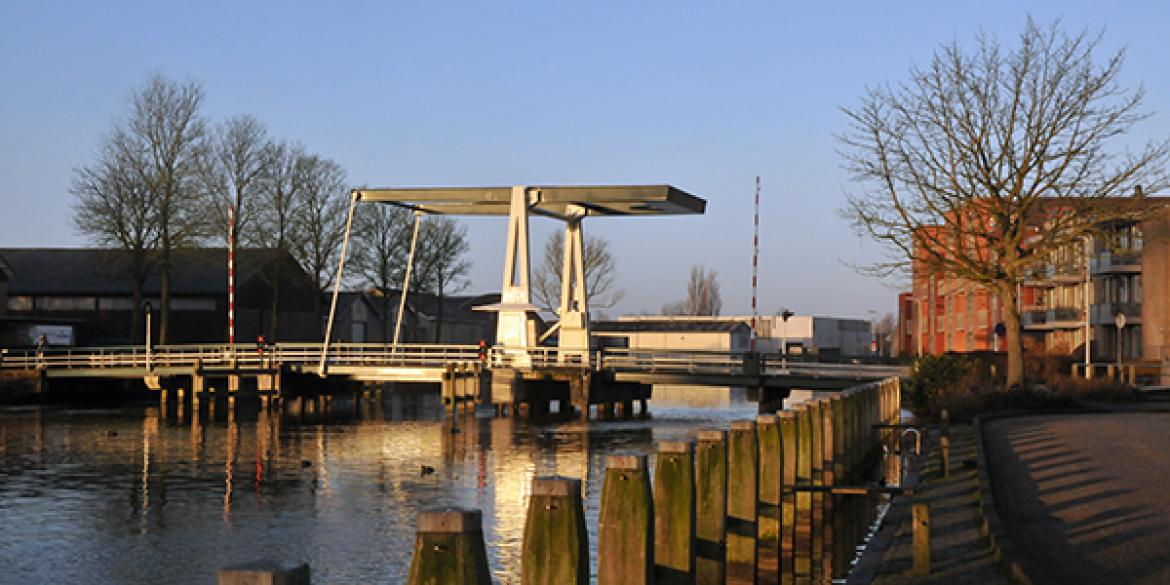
[905, 354, 988, 420]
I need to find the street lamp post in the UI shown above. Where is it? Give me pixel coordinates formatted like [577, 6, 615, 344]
[144, 302, 153, 372]
[1084, 236, 1092, 379]
[780, 308, 794, 368]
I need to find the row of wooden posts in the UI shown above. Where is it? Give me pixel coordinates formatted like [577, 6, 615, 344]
[216, 378, 902, 585]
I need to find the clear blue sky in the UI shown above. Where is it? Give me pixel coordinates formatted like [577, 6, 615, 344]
[2, 1, 1168, 320]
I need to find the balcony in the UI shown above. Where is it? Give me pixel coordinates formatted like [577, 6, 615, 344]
[1092, 250, 1142, 274]
[1046, 262, 1086, 284]
[1023, 267, 1054, 287]
[1021, 309, 1048, 329]
[1021, 307, 1082, 330]
[1091, 302, 1142, 326]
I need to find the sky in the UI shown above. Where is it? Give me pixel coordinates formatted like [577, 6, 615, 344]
[2, 1, 1168, 321]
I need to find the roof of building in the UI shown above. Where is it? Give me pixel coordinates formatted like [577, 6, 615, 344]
[593, 319, 749, 334]
[0, 248, 308, 296]
[335, 290, 500, 322]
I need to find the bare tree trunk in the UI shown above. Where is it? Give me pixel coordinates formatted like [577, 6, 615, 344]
[131, 285, 144, 343]
[1001, 282, 1024, 389]
[269, 256, 283, 340]
[382, 293, 392, 343]
[159, 238, 171, 344]
[433, 287, 445, 343]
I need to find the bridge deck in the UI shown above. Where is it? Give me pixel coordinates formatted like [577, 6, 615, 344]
[1, 343, 904, 389]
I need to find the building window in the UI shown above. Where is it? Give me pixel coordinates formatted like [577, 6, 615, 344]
[171, 297, 216, 311]
[7, 296, 32, 311]
[37, 296, 97, 310]
[98, 297, 135, 310]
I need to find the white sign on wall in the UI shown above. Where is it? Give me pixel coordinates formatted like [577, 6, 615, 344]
[31, 325, 74, 346]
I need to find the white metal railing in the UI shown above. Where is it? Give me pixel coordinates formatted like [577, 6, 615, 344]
[0, 343, 482, 371]
[0, 343, 904, 381]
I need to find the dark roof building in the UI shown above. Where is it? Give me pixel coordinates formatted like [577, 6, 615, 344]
[1, 248, 320, 345]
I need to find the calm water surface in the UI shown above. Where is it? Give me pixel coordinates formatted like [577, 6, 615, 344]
[0, 386, 765, 584]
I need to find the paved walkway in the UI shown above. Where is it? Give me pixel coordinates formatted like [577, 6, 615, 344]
[983, 413, 1170, 585]
[869, 424, 1008, 584]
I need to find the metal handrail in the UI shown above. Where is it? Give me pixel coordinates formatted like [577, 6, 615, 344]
[0, 342, 905, 381]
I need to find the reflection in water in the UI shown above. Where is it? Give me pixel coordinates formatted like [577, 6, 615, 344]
[0, 386, 760, 584]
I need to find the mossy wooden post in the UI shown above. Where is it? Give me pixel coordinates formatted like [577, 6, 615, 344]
[793, 405, 813, 583]
[818, 398, 836, 581]
[655, 440, 696, 584]
[696, 430, 728, 585]
[726, 420, 758, 584]
[522, 477, 588, 585]
[912, 503, 931, 575]
[217, 560, 310, 585]
[940, 435, 951, 478]
[828, 396, 849, 578]
[755, 413, 781, 582]
[599, 454, 653, 585]
[407, 509, 492, 585]
[809, 400, 825, 583]
[848, 391, 864, 551]
[779, 410, 798, 585]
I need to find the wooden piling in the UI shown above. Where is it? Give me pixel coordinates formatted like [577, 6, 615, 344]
[522, 477, 589, 585]
[819, 398, 837, 581]
[828, 396, 848, 579]
[756, 413, 782, 582]
[726, 420, 758, 584]
[599, 454, 653, 585]
[809, 400, 825, 583]
[655, 440, 696, 584]
[793, 405, 813, 583]
[407, 509, 492, 585]
[779, 410, 798, 585]
[940, 435, 951, 478]
[912, 503, 931, 575]
[696, 430, 728, 585]
[217, 560, 310, 585]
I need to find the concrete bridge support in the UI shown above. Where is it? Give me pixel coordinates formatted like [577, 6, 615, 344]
[441, 366, 487, 412]
[758, 386, 789, 414]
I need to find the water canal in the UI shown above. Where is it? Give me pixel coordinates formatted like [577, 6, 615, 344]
[0, 386, 904, 584]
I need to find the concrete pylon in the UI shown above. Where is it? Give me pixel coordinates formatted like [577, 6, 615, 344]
[557, 204, 591, 363]
[483, 186, 541, 368]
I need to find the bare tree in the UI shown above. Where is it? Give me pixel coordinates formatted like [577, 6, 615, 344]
[662, 265, 722, 316]
[72, 142, 157, 342]
[249, 140, 305, 339]
[200, 114, 272, 247]
[112, 74, 209, 343]
[412, 216, 471, 342]
[352, 203, 414, 340]
[839, 19, 1169, 387]
[289, 153, 349, 329]
[532, 230, 624, 314]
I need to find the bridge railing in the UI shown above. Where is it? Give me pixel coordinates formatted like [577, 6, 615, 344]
[0, 343, 905, 380]
[598, 348, 745, 375]
[0, 343, 485, 371]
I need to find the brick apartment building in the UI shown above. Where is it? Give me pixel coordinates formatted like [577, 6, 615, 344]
[898, 198, 1170, 365]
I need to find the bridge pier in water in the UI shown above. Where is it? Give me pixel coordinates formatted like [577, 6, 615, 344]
[486, 367, 652, 420]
